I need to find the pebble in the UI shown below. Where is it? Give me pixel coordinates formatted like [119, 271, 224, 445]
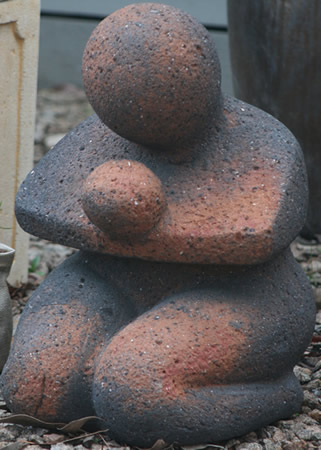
[240, 432, 258, 442]
[43, 433, 66, 444]
[312, 368, 321, 380]
[29, 237, 75, 277]
[282, 438, 307, 449]
[26, 433, 46, 444]
[294, 242, 321, 257]
[314, 360, 321, 371]
[306, 379, 321, 390]
[300, 414, 319, 425]
[44, 133, 66, 150]
[309, 409, 321, 422]
[274, 420, 294, 430]
[281, 430, 296, 442]
[303, 390, 321, 409]
[50, 444, 74, 450]
[262, 439, 282, 450]
[23, 444, 43, 450]
[302, 259, 321, 273]
[91, 446, 108, 450]
[270, 429, 285, 442]
[235, 443, 263, 450]
[301, 406, 312, 414]
[0, 428, 18, 441]
[294, 366, 312, 383]
[23, 446, 44, 450]
[226, 438, 241, 448]
[294, 424, 321, 441]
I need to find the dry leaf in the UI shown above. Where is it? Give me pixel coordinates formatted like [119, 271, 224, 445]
[0, 414, 65, 429]
[59, 428, 110, 445]
[149, 440, 168, 450]
[182, 445, 225, 450]
[58, 415, 105, 433]
[43, 432, 66, 444]
[0, 413, 106, 433]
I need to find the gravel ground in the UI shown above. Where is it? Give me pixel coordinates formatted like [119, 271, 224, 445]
[1, 85, 320, 450]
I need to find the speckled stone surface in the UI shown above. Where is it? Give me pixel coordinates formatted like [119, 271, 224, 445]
[15, 99, 307, 265]
[2, 2, 316, 447]
[82, 160, 166, 238]
[1, 249, 315, 445]
[82, 3, 222, 150]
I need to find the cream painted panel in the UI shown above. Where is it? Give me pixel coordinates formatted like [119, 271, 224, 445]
[0, 0, 40, 285]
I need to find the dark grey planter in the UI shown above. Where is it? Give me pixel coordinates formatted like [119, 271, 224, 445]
[0, 243, 14, 371]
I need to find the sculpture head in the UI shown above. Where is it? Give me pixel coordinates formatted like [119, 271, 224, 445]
[82, 3, 221, 150]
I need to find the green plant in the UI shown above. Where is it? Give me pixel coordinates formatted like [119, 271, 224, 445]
[28, 255, 42, 274]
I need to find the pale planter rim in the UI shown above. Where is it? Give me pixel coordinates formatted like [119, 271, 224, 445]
[0, 243, 15, 254]
[0, 243, 15, 270]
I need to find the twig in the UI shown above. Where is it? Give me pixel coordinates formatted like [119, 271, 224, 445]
[60, 428, 109, 445]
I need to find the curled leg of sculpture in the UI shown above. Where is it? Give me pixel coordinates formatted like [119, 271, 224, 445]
[93, 252, 315, 446]
[1, 251, 136, 423]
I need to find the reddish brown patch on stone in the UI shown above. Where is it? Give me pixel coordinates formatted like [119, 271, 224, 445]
[95, 295, 251, 407]
[82, 3, 221, 149]
[6, 301, 103, 421]
[78, 159, 281, 264]
[82, 159, 166, 238]
[224, 108, 238, 128]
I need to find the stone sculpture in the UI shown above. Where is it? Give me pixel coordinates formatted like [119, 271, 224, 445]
[1, 3, 316, 447]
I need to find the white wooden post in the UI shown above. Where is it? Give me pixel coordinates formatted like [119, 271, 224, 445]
[0, 0, 40, 286]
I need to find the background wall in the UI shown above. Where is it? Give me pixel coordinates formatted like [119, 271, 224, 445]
[38, 0, 232, 94]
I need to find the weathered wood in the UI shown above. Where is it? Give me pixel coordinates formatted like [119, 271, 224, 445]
[228, 0, 321, 236]
[0, 0, 40, 285]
